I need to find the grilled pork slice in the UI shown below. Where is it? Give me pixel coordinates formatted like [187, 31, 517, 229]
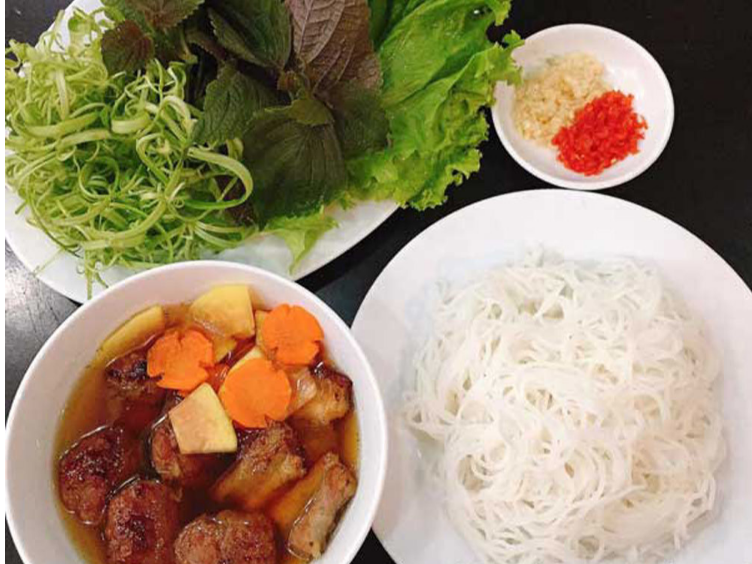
[292, 365, 351, 425]
[211, 422, 305, 510]
[287, 454, 357, 559]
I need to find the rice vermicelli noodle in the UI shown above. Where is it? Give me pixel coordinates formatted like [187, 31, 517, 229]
[404, 254, 725, 564]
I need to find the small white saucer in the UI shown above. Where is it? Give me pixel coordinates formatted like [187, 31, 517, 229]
[493, 24, 674, 190]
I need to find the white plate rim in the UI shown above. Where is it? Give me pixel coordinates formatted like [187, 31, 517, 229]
[351, 188, 752, 564]
[492, 24, 675, 191]
[355, 190, 749, 302]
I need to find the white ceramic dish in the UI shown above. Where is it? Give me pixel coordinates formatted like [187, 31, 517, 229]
[4, 0, 398, 304]
[5, 261, 388, 564]
[352, 189, 752, 564]
[492, 25, 674, 190]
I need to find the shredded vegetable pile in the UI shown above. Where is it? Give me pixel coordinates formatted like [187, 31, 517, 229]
[6, 10, 253, 293]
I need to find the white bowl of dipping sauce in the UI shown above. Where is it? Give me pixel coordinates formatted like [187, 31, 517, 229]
[5, 261, 388, 564]
[492, 24, 674, 190]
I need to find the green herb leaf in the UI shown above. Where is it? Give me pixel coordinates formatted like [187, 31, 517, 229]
[101, 20, 155, 74]
[277, 70, 305, 94]
[102, 0, 152, 29]
[286, 95, 334, 126]
[128, 0, 204, 30]
[185, 27, 226, 60]
[287, 0, 380, 92]
[368, 0, 389, 46]
[329, 82, 388, 158]
[185, 49, 219, 107]
[153, 25, 197, 64]
[340, 22, 381, 89]
[184, 9, 227, 61]
[265, 212, 337, 267]
[193, 65, 278, 144]
[207, 0, 291, 70]
[242, 98, 346, 223]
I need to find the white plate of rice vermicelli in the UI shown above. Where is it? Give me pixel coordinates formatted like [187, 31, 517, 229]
[351, 189, 752, 564]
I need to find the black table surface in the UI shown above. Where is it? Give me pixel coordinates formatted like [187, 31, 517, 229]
[5, 0, 752, 562]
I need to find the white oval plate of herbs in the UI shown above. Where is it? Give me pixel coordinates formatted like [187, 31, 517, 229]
[5, 0, 399, 303]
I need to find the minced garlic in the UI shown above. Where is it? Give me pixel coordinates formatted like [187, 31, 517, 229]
[512, 52, 609, 146]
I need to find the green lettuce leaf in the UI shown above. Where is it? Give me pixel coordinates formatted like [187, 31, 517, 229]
[371, 0, 429, 47]
[379, 0, 513, 107]
[264, 212, 338, 267]
[346, 0, 521, 208]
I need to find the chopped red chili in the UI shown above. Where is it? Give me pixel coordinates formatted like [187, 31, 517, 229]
[552, 91, 648, 176]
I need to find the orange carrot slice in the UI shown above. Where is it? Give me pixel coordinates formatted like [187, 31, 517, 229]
[158, 363, 209, 391]
[261, 305, 324, 366]
[181, 329, 214, 366]
[147, 331, 181, 377]
[147, 329, 215, 392]
[276, 340, 320, 365]
[219, 358, 292, 428]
